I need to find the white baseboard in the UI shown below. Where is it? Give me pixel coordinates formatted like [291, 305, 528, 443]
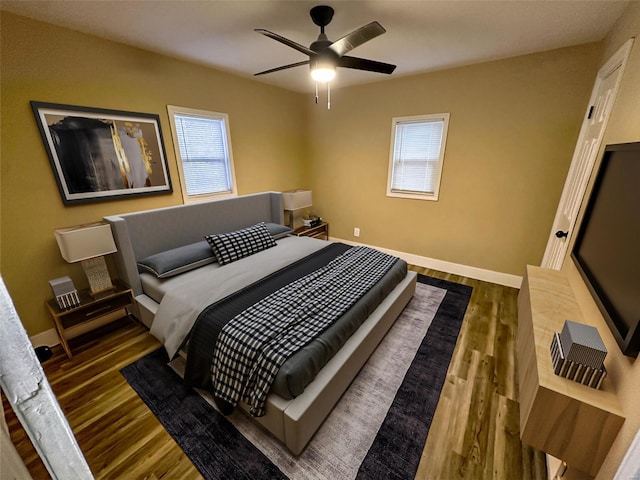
[30, 328, 61, 348]
[332, 237, 523, 289]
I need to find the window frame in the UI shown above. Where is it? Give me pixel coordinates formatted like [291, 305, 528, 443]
[167, 105, 238, 204]
[386, 113, 450, 201]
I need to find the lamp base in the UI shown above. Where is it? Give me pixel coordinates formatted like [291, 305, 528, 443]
[81, 256, 114, 295]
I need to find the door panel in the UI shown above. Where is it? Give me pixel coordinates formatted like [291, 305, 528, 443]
[541, 39, 633, 270]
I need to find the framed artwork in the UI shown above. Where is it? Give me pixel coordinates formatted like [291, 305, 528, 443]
[31, 101, 172, 204]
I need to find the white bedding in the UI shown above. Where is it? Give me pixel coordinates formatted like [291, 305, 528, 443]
[149, 235, 329, 358]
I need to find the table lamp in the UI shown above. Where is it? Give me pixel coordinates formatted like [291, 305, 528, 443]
[282, 190, 312, 228]
[54, 222, 117, 295]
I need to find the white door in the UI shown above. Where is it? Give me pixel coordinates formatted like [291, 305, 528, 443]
[541, 39, 634, 270]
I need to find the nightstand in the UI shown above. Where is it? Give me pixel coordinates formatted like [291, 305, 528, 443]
[45, 279, 136, 359]
[293, 222, 329, 240]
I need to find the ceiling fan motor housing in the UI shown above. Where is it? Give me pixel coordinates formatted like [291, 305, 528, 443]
[310, 37, 332, 52]
[310, 50, 338, 71]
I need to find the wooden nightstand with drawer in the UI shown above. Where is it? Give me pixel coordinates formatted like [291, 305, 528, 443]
[45, 279, 136, 359]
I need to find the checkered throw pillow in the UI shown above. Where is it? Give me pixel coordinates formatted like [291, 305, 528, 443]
[205, 222, 276, 265]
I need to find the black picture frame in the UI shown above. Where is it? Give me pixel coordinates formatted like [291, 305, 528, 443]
[31, 101, 172, 205]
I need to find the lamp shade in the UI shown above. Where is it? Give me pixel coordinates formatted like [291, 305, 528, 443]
[282, 190, 312, 210]
[54, 222, 117, 263]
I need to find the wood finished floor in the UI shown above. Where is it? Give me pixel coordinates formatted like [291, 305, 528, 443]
[4, 266, 547, 479]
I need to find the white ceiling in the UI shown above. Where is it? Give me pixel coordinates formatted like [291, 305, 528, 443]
[1, 0, 630, 93]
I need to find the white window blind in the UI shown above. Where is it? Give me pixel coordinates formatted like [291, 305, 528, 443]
[167, 106, 236, 202]
[387, 113, 449, 201]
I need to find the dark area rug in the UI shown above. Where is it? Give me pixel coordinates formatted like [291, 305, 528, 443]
[357, 274, 472, 480]
[121, 274, 472, 479]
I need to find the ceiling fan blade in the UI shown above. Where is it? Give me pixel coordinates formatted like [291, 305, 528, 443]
[255, 29, 317, 57]
[338, 56, 396, 74]
[254, 60, 310, 76]
[328, 22, 386, 57]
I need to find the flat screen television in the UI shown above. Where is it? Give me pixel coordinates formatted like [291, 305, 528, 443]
[571, 142, 640, 358]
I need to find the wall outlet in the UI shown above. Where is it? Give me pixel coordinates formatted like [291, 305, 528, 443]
[354, 227, 360, 237]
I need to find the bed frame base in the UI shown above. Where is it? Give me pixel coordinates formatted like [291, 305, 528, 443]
[104, 192, 418, 456]
[242, 271, 417, 455]
[134, 294, 159, 328]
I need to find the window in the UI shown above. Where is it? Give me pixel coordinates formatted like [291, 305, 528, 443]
[167, 105, 237, 203]
[387, 113, 450, 201]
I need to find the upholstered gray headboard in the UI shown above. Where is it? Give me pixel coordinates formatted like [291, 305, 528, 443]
[104, 192, 284, 297]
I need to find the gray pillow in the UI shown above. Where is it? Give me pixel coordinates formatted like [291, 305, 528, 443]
[265, 222, 293, 239]
[206, 222, 276, 265]
[137, 241, 215, 278]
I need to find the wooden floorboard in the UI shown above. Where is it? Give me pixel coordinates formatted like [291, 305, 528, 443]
[3, 319, 201, 480]
[4, 267, 547, 479]
[413, 266, 546, 480]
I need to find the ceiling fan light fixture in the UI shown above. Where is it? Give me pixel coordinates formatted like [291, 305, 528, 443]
[310, 66, 336, 82]
[254, 4, 396, 108]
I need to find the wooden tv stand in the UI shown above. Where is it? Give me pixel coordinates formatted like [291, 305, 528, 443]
[517, 265, 625, 478]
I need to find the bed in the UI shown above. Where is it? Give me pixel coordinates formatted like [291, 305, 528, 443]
[105, 191, 417, 454]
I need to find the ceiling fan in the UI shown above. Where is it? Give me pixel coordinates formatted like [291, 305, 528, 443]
[254, 5, 396, 107]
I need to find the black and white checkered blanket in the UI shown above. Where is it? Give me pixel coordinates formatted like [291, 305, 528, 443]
[211, 246, 398, 416]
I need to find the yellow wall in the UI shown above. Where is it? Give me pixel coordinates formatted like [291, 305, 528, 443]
[0, 12, 308, 336]
[307, 43, 602, 276]
[561, 2, 640, 478]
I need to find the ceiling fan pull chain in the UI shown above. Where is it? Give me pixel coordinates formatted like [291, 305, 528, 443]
[315, 81, 319, 104]
[327, 82, 331, 110]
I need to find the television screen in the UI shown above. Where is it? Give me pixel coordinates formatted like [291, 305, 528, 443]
[571, 142, 640, 357]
